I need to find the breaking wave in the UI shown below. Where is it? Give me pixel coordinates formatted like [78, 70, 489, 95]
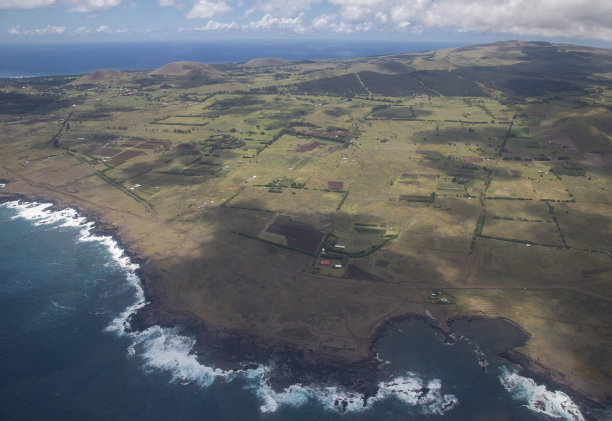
[3, 200, 460, 415]
[499, 366, 584, 421]
[5, 201, 85, 227]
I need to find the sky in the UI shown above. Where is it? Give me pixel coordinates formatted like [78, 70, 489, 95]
[0, 0, 611, 46]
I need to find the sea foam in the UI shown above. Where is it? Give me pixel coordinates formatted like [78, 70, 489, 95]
[11, 200, 581, 417]
[499, 366, 585, 421]
[5, 201, 83, 227]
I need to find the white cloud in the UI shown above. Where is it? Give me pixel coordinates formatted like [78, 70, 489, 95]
[332, 21, 353, 33]
[0, 0, 121, 12]
[37, 24, 67, 33]
[8, 25, 23, 34]
[328, 0, 385, 22]
[312, 14, 334, 31]
[158, 0, 183, 9]
[311, 15, 356, 33]
[5, 23, 141, 37]
[2, 0, 612, 41]
[186, 0, 231, 19]
[0, 0, 56, 8]
[7, 24, 67, 35]
[355, 20, 372, 31]
[248, 0, 320, 17]
[244, 12, 306, 33]
[194, 19, 238, 30]
[374, 11, 387, 22]
[396, 20, 410, 29]
[340, 5, 369, 21]
[66, 0, 121, 12]
[325, 0, 612, 41]
[433, 0, 610, 40]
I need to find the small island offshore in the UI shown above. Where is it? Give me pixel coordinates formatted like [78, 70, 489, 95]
[1, 41, 611, 417]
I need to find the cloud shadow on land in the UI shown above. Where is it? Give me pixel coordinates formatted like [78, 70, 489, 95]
[128, 196, 454, 396]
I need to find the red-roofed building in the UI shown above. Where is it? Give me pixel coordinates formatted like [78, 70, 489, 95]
[320, 260, 331, 265]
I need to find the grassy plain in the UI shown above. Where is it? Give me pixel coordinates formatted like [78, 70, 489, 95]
[1, 40, 611, 404]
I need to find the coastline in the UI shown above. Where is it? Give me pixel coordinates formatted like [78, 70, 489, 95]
[1, 190, 608, 417]
[0, 190, 383, 398]
[500, 349, 612, 416]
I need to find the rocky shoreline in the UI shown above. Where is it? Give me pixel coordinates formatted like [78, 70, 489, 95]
[0, 190, 381, 401]
[500, 349, 612, 418]
[130, 262, 382, 399]
[1, 190, 609, 416]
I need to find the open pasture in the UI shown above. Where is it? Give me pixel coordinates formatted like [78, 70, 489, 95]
[559, 169, 612, 203]
[473, 239, 606, 287]
[482, 218, 562, 246]
[155, 116, 208, 126]
[486, 200, 552, 221]
[228, 186, 342, 214]
[402, 97, 498, 123]
[554, 202, 612, 251]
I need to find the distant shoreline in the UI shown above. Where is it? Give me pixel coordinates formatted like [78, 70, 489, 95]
[0, 39, 463, 78]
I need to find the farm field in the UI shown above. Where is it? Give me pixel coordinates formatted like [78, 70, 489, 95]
[1, 40, 611, 407]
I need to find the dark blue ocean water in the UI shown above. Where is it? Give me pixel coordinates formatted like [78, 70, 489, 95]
[0, 201, 594, 420]
[0, 40, 460, 78]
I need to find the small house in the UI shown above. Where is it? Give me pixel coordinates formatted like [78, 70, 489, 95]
[320, 260, 331, 265]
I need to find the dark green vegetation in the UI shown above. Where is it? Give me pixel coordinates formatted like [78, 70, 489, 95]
[1, 41, 611, 407]
[0, 91, 82, 114]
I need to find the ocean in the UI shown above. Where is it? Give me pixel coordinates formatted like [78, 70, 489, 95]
[0, 40, 460, 78]
[0, 200, 594, 420]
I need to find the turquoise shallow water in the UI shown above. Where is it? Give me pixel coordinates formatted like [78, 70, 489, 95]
[0, 201, 595, 420]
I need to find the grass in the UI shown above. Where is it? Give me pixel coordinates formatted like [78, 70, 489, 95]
[2, 42, 612, 401]
[481, 218, 562, 246]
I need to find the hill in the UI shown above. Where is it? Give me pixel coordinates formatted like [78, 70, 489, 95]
[243, 57, 288, 67]
[148, 61, 222, 77]
[289, 40, 612, 98]
[73, 69, 131, 85]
